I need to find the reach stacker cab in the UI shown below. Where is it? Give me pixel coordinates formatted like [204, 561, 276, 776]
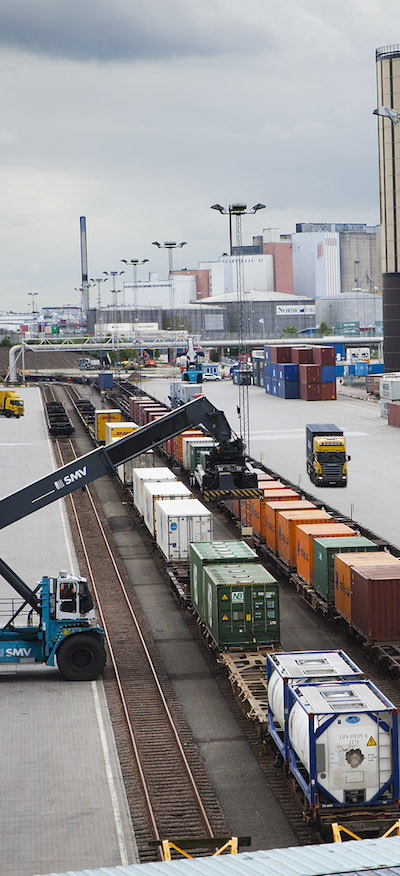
[306, 423, 351, 487]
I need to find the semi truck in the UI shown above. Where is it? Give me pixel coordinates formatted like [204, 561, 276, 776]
[0, 396, 257, 681]
[306, 423, 350, 487]
[0, 390, 24, 417]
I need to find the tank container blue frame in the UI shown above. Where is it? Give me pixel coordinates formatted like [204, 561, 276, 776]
[266, 651, 363, 759]
[285, 680, 399, 810]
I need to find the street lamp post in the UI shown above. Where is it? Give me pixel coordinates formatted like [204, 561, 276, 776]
[151, 240, 187, 315]
[210, 202, 266, 452]
[103, 270, 125, 307]
[121, 258, 149, 308]
[74, 284, 94, 317]
[90, 277, 109, 310]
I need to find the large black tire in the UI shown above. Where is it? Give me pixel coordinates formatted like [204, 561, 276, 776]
[56, 633, 106, 681]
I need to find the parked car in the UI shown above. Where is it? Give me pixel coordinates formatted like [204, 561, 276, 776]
[202, 372, 221, 381]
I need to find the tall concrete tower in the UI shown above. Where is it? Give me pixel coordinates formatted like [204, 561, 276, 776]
[376, 45, 400, 371]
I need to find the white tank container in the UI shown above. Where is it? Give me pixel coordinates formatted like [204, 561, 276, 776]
[143, 481, 192, 536]
[156, 498, 213, 561]
[288, 681, 394, 804]
[268, 651, 363, 731]
[133, 467, 177, 515]
[181, 437, 215, 470]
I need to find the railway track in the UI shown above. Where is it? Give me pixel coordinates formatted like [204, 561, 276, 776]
[44, 389, 228, 862]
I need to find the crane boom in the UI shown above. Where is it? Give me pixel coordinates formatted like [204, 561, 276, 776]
[0, 396, 234, 531]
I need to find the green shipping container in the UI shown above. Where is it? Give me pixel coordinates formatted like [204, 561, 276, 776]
[189, 440, 215, 474]
[197, 448, 211, 470]
[201, 563, 280, 650]
[313, 536, 377, 603]
[190, 540, 258, 618]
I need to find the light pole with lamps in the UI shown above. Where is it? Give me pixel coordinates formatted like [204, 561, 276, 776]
[210, 202, 266, 453]
[103, 270, 125, 307]
[74, 283, 94, 318]
[121, 258, 149, 308]
[90, 277, 109, 310]
[151, 240, 187, 316]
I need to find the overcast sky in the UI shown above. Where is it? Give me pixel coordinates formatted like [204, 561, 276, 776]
[0, 0, 399, 312]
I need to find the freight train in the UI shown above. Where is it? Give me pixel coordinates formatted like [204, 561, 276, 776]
[63, 382, 400, 836]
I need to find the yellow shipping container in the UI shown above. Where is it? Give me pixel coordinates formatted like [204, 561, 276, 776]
[105, 421, 138, 445]
[95, 409, 121, 442]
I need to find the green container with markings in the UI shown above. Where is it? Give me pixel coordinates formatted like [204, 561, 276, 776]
[189, 440, 216, 474]
[190, 540, 258, 618]
[313, 536, 377, 603]
[199, 562, 280, 650]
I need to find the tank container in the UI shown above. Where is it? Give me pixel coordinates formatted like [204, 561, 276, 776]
[266, 650, 363, 757]
[313, 536, 377, 603]
[200, 563, 280, 650]
[155, 498, 212, 561]
[190, 540, 258, 613]
[285, 680, 399, 808]
[143, 480, 192, 536]
[132, 467, 177, 515]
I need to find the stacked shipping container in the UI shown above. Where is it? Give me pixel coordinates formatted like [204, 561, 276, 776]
[264, 345, 337, 401]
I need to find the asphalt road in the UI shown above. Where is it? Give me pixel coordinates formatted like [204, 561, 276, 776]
[143, 377, 399, 549]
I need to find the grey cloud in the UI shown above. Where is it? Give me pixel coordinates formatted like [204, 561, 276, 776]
[0, 0, 268, 62]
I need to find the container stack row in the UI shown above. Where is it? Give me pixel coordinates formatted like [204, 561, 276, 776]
[263, 345, 337, 401]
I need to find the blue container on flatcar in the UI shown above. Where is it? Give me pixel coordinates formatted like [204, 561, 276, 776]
[98, 372, 113, 389]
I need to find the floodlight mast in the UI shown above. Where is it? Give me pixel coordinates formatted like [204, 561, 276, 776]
[210, 202, 266, 453]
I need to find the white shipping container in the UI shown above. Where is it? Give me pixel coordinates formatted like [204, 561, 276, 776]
[123, 451, 154, 486]
[133, 467, 177, 515]
[380, 398, 388, 418]
[181, 436, 215, 470]
[156, 498, 213, 561]
[143, 481, 192, 535]
[380, 378, 400, 401]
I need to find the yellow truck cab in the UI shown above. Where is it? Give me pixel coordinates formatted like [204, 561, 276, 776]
[306, 423, 350, 487]
[0, 390, 24, 418]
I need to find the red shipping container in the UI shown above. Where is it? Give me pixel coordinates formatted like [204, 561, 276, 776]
[312, 346, 336, 365]
[388, 401, 400, 428]
[231, 499, 240, 519]
[291, 347, 314, 364]
[269, 345, 292, 364]
[320, 382, 337, 401]
[350, 565, 400, 642]
[299, 364, 321, 383]
[300, 382, 321, 401]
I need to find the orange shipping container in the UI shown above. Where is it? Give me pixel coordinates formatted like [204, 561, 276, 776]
[334, 551, 400, 622]
[277, 509, 333, 567]
[241, 499, 253, 528]
[296, 524, 358, 585]
[252, 488, 301, 540]
[174, 430, 203, 463]
[265, 500, 316, 552]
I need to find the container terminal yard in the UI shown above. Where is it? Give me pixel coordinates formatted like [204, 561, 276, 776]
[3, 375, 400, 876]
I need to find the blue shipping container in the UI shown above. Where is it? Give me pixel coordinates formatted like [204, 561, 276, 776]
[321, 365, 336, 383]
[271, 378, 278, 396]
[335, 364, 344, 377]
[98, 371, 113, 389]
[368, 363, 384, 374]
[278, 363, 299, 382]
[355, 361, 369, 376]
[264, 345, 272, 362]
[265, 377, 272, 394]
[264, 361, 271, 379]
[271, 363, 279, 379]
[278, 379, 300, 399]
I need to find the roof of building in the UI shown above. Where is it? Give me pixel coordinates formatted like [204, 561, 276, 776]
[32, 836, 400, 876]
[199, 291, 314, 304]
